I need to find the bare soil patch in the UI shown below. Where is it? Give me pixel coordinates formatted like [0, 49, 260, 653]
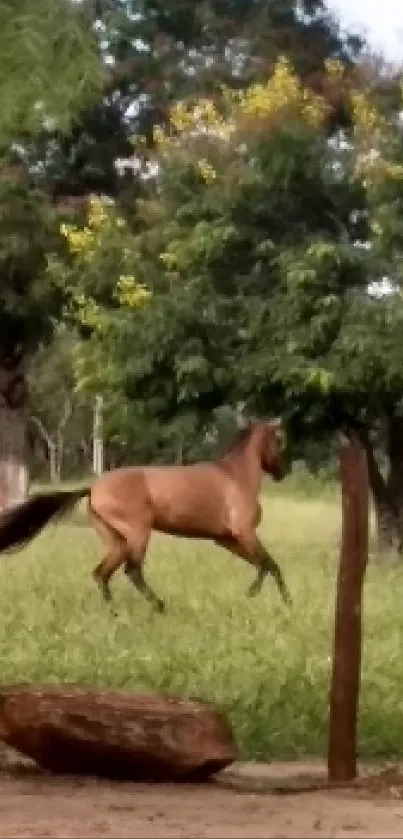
[1, 750, 403, 838]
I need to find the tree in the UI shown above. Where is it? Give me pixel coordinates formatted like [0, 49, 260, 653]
[0, 169, 66, 501]
[46, 196, 163, 465]
[24, 0, 362, 202]
[58, 56, 403, 554]
[324, 90, 403, 550]
[0, 1, 102, 505]
[48, 51, 403, 557]
[160, 65, 403, 551]
[0, 0, 102, 143]
[27, 328, 95, 482]
[52, 60, 365, 445]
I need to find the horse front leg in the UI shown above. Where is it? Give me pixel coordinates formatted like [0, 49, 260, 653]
[247, 541, 291, 604]
[124, 561, 165, 613]
[216, 535, 292, 606]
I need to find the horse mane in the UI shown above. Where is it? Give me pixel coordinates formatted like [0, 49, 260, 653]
[216, 421, 256, 460]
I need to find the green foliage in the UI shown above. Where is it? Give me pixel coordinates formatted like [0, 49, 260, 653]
[27, 328, 95, 478]
[122, 68, 403, 457]
[14, 3, 402, 470]
[74, 66, 371, 454]
[28, 0, 361, 198]
[0, 0, 102, 418]
[0, 168, 64, 363]
[0, 0, 103, 142]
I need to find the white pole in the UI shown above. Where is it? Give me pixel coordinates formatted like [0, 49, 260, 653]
[93, 394, 104, 475]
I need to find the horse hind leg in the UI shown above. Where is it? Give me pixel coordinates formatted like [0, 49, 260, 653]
[90, 510, 129, 605]
[90, 505, 164, 613]
[93, 545, 129, 607]
[124, 530, 165, 614]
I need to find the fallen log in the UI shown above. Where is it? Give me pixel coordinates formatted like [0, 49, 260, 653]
[0, 685, 237, 782]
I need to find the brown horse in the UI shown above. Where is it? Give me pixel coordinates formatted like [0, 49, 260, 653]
[0, 418, 291, 612]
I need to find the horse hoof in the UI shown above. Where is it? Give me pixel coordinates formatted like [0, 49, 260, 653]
[247, 583, 259, 598]
[155, 599, 166, 614]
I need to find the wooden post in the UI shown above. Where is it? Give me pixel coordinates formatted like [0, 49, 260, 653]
[327, 432, 369, 783]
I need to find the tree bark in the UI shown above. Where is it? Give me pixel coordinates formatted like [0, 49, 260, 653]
[30, 416, 58, 484]
[55, 397, 72, 481]
[386, 414, 403, 553]
[0, 355, 29, 507]
[49, 440, 58, 483]
[366, 440, 398, 553]
[0, 405, 28, 507]
[374, 497, 399, 553]
[354, 425, 399, 553]
[340, 417, 403, 555]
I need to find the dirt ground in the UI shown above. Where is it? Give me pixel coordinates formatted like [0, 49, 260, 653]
[2, 756, 403, 838]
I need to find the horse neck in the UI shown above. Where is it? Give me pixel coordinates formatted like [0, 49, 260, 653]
[219, 429, 263, 498]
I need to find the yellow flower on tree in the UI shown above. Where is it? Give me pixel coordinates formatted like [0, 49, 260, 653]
[350, 88, 403, 189]
[60, 222, 94, 257]
[197, 158, 216, 183]
[87, 196, 109, 229]
[60, 195, 125, 261]
[72, 292, 106, 333]
[234, 57, 325, 128]
[151, 56, 328, 189]
[157, 56, 326, 153]
[351, 91, 387, 141]
[115, 276, 152, 308]
[324, 58, 346, 81]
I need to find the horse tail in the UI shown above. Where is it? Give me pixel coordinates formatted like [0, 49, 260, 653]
[0, 486, 91, 554]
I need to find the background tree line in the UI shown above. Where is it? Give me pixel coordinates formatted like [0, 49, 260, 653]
[2, 0, 403, 552]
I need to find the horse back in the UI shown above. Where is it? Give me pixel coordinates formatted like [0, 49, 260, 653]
[90, 462, 247, 540]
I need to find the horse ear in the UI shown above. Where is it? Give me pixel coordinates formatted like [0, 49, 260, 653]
[235, 402, 250, 429]
[268, 418, 286, 448]
[237, 410, 257, 430]
[236, 413, 249, 430]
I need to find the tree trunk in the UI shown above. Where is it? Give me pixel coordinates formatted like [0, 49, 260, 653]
[49, 440, 58, 483]
[55, 397, 72, 482]
[30, 416, 58, 484]
[55, 430, 64, 481]
[0, 356, 29, 508]
[176, 440, 183, 464]
[374, 497, 399, 553]
[386, 414, 403, 553]
[352, 424, 399, 553]
[0, 405, 28, 507]
[368, 448, 398, 554]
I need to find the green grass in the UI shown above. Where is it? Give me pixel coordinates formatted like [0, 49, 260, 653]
[0, 483, 402, 763]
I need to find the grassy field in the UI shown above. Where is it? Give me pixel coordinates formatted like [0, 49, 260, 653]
[0, 481, 402, 763]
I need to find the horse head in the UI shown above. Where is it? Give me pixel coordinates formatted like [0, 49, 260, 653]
[260, 418, 287, 481]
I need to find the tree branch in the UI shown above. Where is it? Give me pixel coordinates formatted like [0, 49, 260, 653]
[30, 415, 53, 449]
